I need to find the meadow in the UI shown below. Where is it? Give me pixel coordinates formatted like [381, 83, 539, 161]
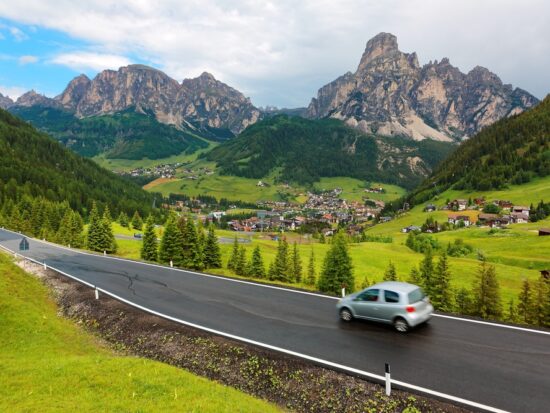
[0, 252, 279, 413]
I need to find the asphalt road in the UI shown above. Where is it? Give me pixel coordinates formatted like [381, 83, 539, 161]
[1, 228, 549, 413]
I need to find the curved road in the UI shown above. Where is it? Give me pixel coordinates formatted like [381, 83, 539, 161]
[1, 229, 549, 413]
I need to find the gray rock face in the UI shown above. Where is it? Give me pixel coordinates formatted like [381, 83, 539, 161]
[0, 93, 14, 109]
[307, 32, 539, 140]
[16, 65, 260, 134]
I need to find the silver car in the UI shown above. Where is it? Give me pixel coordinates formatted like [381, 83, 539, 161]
[336, 281, 433, 332]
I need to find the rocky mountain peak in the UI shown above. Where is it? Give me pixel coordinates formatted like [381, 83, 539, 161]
[15, 90, 58, 108]
[307, 33, 539, 141]
[359, 32, 399, 64]
[0, 92, 14, 109]
[57, 74, 91, 110]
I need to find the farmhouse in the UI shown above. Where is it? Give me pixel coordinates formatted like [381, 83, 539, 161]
[449, 199, 468, 211]
[424, 204, 437, 212]
[510, 212, 529, 224]
[512, 205, 530, 215]
[478, 213, 509, 228]
[448, 214, 471, 226]
[539, 228, 550, 236]
[401, 225, 421, 233]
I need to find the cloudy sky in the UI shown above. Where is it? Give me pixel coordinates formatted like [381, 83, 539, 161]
[0, 0, 548, 107]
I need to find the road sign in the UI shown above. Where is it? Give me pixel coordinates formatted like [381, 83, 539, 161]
[19, 237, 29, 251]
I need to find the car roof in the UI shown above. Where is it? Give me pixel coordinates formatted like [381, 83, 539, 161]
[368, 281, 420, 293]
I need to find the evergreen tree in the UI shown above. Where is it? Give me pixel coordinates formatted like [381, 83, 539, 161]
[131, 211, 143, 231]
[69, 212, 84, 248]
[269, 237, 290, 281]
[56, 210, 73, 246]
[532, 277, 549, 327]
[248, 246, 265, 278]
[290, 242, 303, 283]
[317, 232, 354, 295]
[431, 252, 453, 311]
[101, 206, 117, 253]
[306, 250, 316, 286]
[506, 298, 519, 323]
[118, 211, 129, 227]
[384, 261, 398, 281]
[319, 232, 326, 244]
[158, 215, 184, 265]
[517, 279, 534, 324]
[473, 261, 502, 319]
[9, 207, 22, 232]
[203, 224, 222, 269]
[419, 246, 435, 297]
[227, 237, 240, 270]
[86, 202, 103, 252]
[454, 287, 473, 315]
[408, 267, 423, 287]
[235, 246, 247, 276]
[141, 216, 158, 262]
[181, 218, 203, 269]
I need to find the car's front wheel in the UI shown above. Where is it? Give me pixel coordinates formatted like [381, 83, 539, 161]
[393, 317, 409, 333]
[339, 307, 354, 322]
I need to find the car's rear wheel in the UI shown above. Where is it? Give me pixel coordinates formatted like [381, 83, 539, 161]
[393, 317, 409, 333]
[339, 308, 353, 322]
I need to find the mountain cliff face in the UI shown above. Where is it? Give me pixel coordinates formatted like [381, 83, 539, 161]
[15, 65, 261, 135]
[0, 93, 14, 109]
[306, 33, 539, 141]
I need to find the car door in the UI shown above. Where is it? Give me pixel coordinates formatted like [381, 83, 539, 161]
[351, 289, 382, 320]
[378, 289, 401, 323]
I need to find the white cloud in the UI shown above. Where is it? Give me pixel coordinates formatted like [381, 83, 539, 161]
[0, 0, 548, 106]
[50, 52, 131, 71]
[9, 26, 27, 41]
[0, 84, 27, 99]
[18, 55, 38, 65]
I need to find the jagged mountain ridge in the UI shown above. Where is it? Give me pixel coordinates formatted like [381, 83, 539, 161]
[306, 33, 539, 141]
[13, 64, 261, 135]
[0, 93, 14, 109]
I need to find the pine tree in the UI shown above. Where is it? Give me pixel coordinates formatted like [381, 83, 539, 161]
[318, 232, 354, 295]
[227, 237, 240, 270]
[69, 212, 84, 248]
[235, 246, 247, 276]
[141, 216, 158, 262]
[506, 298, 519, 323]
[408, 267, 423, 287]
[455, 287, 473, 315]
[56, 210, 72, 245]
[269, 237, 290, 281]
[384, 261, 397, 281]
[181, 218, 203, 270]
[532, 277, 549, 327]
[290, 242, 302, 283]
[473, 261, 502, 319]
[101, 206, 117, 253]
[86, 202, 103, 252]
[248, 246, 265, 278]
[419, 246, 435, 297]
[431, 252, 453, 311]
[306, 250, 316, 285]
[203, 224, 222, 269]
[158, 215, 183, 265]
[118, 211, 129, 227]
[517, 279, 533, 324]
[319, 232, 326, 244]
[131, 211, 143, 231]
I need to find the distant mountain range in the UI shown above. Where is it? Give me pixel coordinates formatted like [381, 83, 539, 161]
[3, 65, 260, 136]
[1, 32, 543, 189]
[306, 33, 539, 141]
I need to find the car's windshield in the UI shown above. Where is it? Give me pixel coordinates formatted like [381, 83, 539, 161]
[408, 288, 425, 304]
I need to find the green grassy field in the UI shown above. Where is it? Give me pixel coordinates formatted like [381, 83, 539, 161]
[92, 141, 217, 173]
[0, 252, 280, 413]
[314, 177, 406, 203]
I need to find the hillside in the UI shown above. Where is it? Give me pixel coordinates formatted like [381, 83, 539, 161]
[0, 108, 155, 215]
[405, 95, 550, 206]
[0, 253, 280, 412]
[205, 115, 454, 189]
[10, 106, 209, 159]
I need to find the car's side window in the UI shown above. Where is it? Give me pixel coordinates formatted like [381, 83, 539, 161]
[358, 289, 379, 302]
[384, 290, 400, 303]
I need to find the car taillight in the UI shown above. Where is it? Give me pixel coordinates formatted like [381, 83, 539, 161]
[406, 306, 415, 313]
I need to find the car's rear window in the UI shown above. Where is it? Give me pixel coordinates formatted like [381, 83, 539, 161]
[408, 288, 425, 304]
